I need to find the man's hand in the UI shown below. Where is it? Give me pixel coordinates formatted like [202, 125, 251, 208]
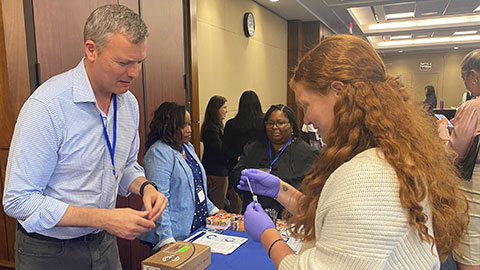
[143, 185, 168, 221]
[100, 208, 156, 240]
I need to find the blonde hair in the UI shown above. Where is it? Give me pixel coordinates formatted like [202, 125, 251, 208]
[289, 34, 468, 260]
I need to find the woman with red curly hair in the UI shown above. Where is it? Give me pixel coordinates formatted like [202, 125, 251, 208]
[238, 34, 468, 269]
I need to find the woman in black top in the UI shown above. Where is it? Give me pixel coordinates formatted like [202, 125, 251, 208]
[223, 90, 264, 212]
[424, 85, 437, 113]
[231, 104, 317, 215]
[201, 95, 228, 209]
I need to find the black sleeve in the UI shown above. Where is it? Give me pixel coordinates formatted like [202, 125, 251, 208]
[202, 124, 224, 157]
[222, 121, 238, 160]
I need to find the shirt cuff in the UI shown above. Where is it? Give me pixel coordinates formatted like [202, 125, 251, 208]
[119, 163, 145, 196]
[208, 207, 220, 216]
[152, 237, 176, 253]
[21, 196, 69, 233]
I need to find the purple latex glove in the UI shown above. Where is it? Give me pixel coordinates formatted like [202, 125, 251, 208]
[238, 169, 280, 199]
[244, 202, 275, 241]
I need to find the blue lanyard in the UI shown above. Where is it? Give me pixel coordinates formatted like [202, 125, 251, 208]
[268, 137, 293, 172]
[100, 94, 117, 177]
[182, 145, 201, 185]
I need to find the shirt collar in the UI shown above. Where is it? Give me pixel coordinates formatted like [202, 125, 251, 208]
[72, 57, 96, 103]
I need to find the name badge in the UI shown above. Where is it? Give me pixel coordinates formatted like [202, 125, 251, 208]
[196, 186, 205, 203]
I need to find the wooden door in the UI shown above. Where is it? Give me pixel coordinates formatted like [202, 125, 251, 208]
[32, 0, 116, 83]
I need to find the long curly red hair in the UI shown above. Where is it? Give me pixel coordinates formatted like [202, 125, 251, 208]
[288, 34, 468, 261]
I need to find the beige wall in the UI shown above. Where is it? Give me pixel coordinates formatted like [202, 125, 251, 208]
[382, 50, 470, 108]
[197, 0, 288, 122]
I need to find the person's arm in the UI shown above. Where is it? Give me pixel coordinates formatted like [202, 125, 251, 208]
[3, 99, 68, 232]
[439, 102, 480, 161]
[57, 205, 155, 240]
[275, 180, 303, 215]
[143, 144, 176, 248]
[231, 142, 252, 187]
[261, 228, 294, 268]
[128, 176, 167, 221]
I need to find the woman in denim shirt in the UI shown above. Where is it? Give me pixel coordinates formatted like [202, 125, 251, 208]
[139, 102, 219, 251]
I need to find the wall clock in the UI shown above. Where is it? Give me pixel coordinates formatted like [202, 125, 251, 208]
[243, 12, 255, 37]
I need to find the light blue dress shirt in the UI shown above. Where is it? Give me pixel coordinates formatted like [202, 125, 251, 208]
[139, 141, 218, 251]
[3, 59, 145, 239]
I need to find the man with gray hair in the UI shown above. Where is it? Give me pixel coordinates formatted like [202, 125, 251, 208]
[3, 4, 167, 269]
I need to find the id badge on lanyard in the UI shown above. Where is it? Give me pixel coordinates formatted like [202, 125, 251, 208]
[196, 185, 205, 203]
[183, 145, 205, 203]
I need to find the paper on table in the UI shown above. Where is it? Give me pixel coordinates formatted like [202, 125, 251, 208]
[185, 231, 248, 255]
[279, 226, 303, 254]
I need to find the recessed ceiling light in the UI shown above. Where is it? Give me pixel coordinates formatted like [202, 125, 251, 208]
[421, 12, 438, 16]
[453, 47, 459, 50]
[453, 30, 477, 35]
[398, 50, 403, 53]
[475, 5, 480, 12]
[376, 34, 480, 48]
[385, 12, 415, 20]
[390, 35, 412, 40]
[367, 15, 480, 32]
[269, 0, 279, 2]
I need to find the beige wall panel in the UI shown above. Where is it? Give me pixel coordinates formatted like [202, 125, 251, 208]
[197, 0, 287, 126]
[444, 52, 468, 107]
[224, 0, 287, 50]
[383, 50, 469, 108]
[197, 0, 225, 29]
[250, 40, 287, 110]
[197, 20, 226, 113]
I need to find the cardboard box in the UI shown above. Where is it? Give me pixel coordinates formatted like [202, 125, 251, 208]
[142, 241, 211, 270]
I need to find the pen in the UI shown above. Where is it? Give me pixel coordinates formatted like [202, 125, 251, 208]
[188, 231, 206, 242]
[245, 176, 258, 206]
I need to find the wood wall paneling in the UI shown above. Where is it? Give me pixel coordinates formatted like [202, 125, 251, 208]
[287, 20, 334, 126]
[1, 0, 31, 124]
[0, 150, 15, 269]
[0, 1, 13, 149]
[0, 151, 13, 268]
[302, 22, 320, 53]
[0, 1, 20, 268]
[287, 20, 303, 126]
[141, 0, 186, 127]
[185, 0, 200, 152]
[32, 0, 115, 83]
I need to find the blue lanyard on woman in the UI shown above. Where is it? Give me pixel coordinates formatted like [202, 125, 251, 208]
[268, 136, 293, 173]
[182, 145, 202, 186]
[100, 94, 117, 178]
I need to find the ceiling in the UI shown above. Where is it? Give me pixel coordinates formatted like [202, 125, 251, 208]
[252, 0, 480, 54]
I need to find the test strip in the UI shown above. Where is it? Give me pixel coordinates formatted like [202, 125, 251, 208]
[245, 176, 258, 205]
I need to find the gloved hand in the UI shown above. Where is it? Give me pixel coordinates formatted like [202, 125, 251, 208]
[238, 169, 280, 199]
[244, 202, 275, 241]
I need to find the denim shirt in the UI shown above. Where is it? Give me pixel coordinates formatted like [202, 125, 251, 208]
[139, 141, 218, 250]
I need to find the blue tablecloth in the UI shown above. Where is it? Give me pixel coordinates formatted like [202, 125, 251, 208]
[204, 228, 276, 270]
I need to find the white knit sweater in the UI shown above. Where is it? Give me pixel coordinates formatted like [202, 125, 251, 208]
[279, 148, 440, 270]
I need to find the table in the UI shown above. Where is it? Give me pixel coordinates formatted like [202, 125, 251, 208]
[433, 108, 456, 120]
[203, 228, 276, 270]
